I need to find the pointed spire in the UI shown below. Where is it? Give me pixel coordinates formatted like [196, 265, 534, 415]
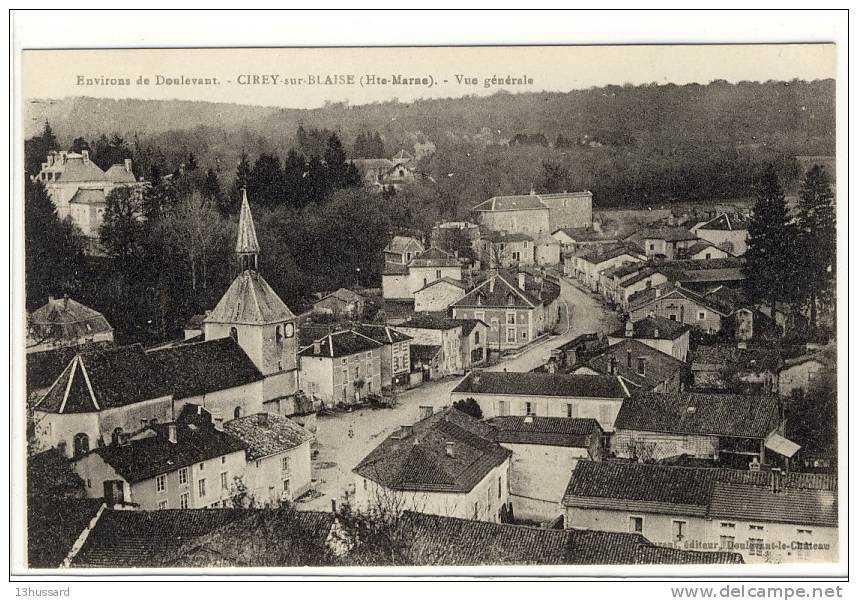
[236, 188, 260, 271]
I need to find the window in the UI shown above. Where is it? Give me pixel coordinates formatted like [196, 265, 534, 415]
[436, 269, 441, 280]
[720, 535, 735, 550]
[629, 516, 644, 533]
[474, 331, 480, 344]
[73, 433, 90, 457]
[283, 479, 291, 498]
[521, 331, 528, 342]
[230, 327, 238, 342]
[178, 468, 188, 486]
[748, 538, 764, 557]
[281, 456, 291, 473]
[157, 500, 168, 510]
[705, 253, 712, 260]
[498, 400, 508, 416]
[506, 328, 516, 343]
[672, 520, 686, 542]
[276, 325, 283, 344]
[749, 524, 764, 532]
[720, 522, 736, 529]
[220, 472, 229, 491]
[498, 476, 502, 499]
[637, 357, 646, 376]
[506, 311, 516, 325]
[473, 502, 479, 520]
[566, 403, 575, 418]
[525, 401, 533, 415]
[155, 474, 167, 494]
[476, 294, 484, 306]
[490, 319, 499, 332]
[199, 462, 205, 471]
[221, 456, 226, 464]
[649, 243, 655, 251]
[507, 294, 516, 306]
[669, 314, 677, 321]
[111, 427, 123, 445]
[475, 310, 485, 322]
[179, 492, 190, 509]
[198, 478, 207, 498]
[698, 311, 706, 321]
[234, 406, 242, 419]
[796, 529, 813, 560]
[393, 356, 400, 371]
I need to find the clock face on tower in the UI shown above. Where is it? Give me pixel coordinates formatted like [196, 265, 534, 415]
[283, 322, 294, 338]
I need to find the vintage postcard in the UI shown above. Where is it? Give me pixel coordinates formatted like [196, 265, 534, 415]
[10, 14, 845, 581]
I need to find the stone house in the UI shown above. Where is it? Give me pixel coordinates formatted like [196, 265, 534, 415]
[383, 235, 425, 265]
[607, 316, 692, 362]
[571, 339, 686, 394]
[472, 194, 552, 238]
[628, 284, 731, 334]
[683, 239, 732, 261]
[27, 296, 114, 354]
[413, 277, 468, 313]
[778, 347, 835, 399]
[480, 231, 535, 268]
[534, 233, 562, 266]
[563, 461, 837, 564]
[353, 324, 413, 389]
[691, 344, 784, 394]
[692, 213, 750, 256]
[223, 412, 314, 504]
[297, 330, 383, 406]
[394, 315, 464, 378]
[353, 408, 512, 523]
[488, 415, 603, 522]
[382, 247, 463, 300]
[450, 371, 629, 433]
[312, 288, 366, 319]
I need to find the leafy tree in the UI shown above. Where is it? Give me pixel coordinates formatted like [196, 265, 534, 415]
[785, 368, 837, 457]
[247, 152, 287, 208]
[24, 121, 61, 176]
[91, 133, 132, 171]
[201, 168, 227, 214]
[99, 186, 146, 263]
[324, 133, 349, 189]
[452, 397, 482, 419]
[282, 149, 307, 208]
[795, 165, 836, 330]
[24, 179, 85, 309]
[70, 137, 91, 154]
[742, 165, 800, 312]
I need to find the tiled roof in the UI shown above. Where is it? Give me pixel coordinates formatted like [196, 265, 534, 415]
[408, 247, 461, 268]
[84, 421, 247, 483]
[453, 371, 628, 399]
[691, 344, 783, 372]
[588, 244, 646, 265]
[148, 337, 263, 400]
[452, 271, 560, 309]
[609, 316, 691, 341]
[298, 329, 382, 358]
[383, 261, 410, 275]
[29, 297, 113, 341]
[614, 391, 780, 439]
[34, 344, 173, 414]
[678, 268, 745, 284]
[410, 344, 441, 361]
[167, 509, 336, 567]
[27, 448, 85, 499]
[53, 155, 111, 182]
[104, 164, 137, 183]
[488, 416, 602, 447]
[68, 187, 107, 205]
[353, 323, 412, 345]
[481, 230, 534, 243]
[641, 227, 698, 242]
[28, 498, 103, 568]
[686, 239, 730, 256]
[629, 283, 730, 316]
[72, 508, 249, 567]
[205, 271, 295, 326]
[636, 545, 744, 565]
[354, 408, 510, 493]
[472, 195, 548, 212]
[397, 314, 465, 331]
[708, 481, 837, 527]
[316, 287, 364, 305]
[576, 339, 685, 390]
[26, 341, 113, 393]
[782, 346, 836, 369]
[224, 413, 313, 460]
[413, 276, 468, 294]
[619, 267, 668, 288]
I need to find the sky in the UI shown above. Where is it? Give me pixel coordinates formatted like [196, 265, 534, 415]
[22, 45, 836, 110]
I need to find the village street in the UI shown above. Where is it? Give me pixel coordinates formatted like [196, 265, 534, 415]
[298, 274, 620, 511]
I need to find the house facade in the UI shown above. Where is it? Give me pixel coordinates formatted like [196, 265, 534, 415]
[692, 214, 749, 256]
[571, 339, 686, 394]
[27, 296, 114, 353]
[383, 235, 425, 265]
[394, 316, 463, 378]
[298, 330, 383, 406]
[480, 232, 534, 268]
[353, 324, 413, 389]
[472, 194, 551, 238]
[608, 316, 692, 362]
[413, 277, 467, 313]
[629, 284, 729, 334]
[778, 348, 834, 398]
[382, 247, 463, 300]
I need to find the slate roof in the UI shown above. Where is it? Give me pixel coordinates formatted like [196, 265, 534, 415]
[640, 226, 698, 242]
[413, 276, 468, 294]
[697, 213, 748, 231]
[609, 315, 691, 341]
[235, 190, 261, 255]
[27, 498, 104, 568]
[629, 283, 731, 316]
[408, 247, 461, 268]
[27, 448, 85, 499]
[614, 391, 780, 439]
[353, 323, 412, 345]
[410, 344, 442, 361]
[397, 314, 465, 331]
[298, 329, 382, 359]
[52, 154, 111, 182]
[104, 164, 137, 183]
[29, 296, 113, 342]
[472, 195, 548, 212]
[148, 337, 263, 400]
[71, 508, 249, 567]
[83, 421, 247, 483]
[564, 461, 838, 529]
[354, 408, 510, 493]
[453, 370, 628, 399]
[692, 344, 783, 372]
[576, 339, 685, 390]
[488, 416, 602, 448]
[382, 261, 410, 275]
[34, 344, 173, 414]
[26, 341, 113, 394]
[68, 187, 106, 205]
[636, 545, 744, 565]
[224, 413, 313, 460]
[452, 271, 560, 309]
[205, 270, 295, 325]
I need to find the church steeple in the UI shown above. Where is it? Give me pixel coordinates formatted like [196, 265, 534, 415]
[236, 188, 260, 272]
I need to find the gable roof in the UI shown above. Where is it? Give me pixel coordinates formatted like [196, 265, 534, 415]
[640, 226, 698, 242]
[315, 287, 365, 305]
[452, 272, 550, 309]
[385, 235, 424, 254]
[552, 227, 618, 243]
[104, 164, 137, 183]
[27, 448, 85, 499]
[383, 261, 410, 275]
[224, 413, 313, 460]
[453, 370, 628, 399]
[26, 342, 112, 393]
[782, 346, 836, 370]
[576, 339, 686, 390]
[205, 271, 295, 325]
[472, 194, 548, 212]
[410, 344, 442, 361]
[83, 421, 247, 483]
[354, 408, 510, 493]
[68, 187, 107, 205]
[629, 283, 731, 316]
[396, 313, 465, 331]
[686, 239, 732, 257]
[52, 154, 111, 182]
[609, 315, 691, 341]
[29, 296, 113, 341]
[147, 337, 263, 400]
[298, 329, 382, 359]
[488, 416, 602, 447]
[413, 276, 468, 294]
[615, 391, 780, 439]
[353, 323, 412, 345]
[408, 247, 461, 268]
[34, 344, 173, 414]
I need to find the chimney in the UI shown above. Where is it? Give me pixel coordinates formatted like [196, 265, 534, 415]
[62, 293, 69, 310]
[445, 442, 455, 457]
[771, 468, 782, 494]
[81, 149, 89, 163]
[168, 423, 178, 444]
[655, 288, 661, 298]
[313, 340, 321, 355]
[518, 272, 526, 290]
[653, 328, 659, 338]
[124, 158, 133, 173]
[331, 498, 337, 514]
[625, 320, 634, 338]
[668, 213, 675, 226]
[48, 295, 56, 304]
[47, 154, 54, 166]
[524, 415, 534, 425]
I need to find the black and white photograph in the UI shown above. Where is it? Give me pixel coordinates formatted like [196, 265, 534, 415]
[9, 9, 847, 583]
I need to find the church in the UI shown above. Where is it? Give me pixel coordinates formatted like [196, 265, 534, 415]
[31, 191, 307, 458]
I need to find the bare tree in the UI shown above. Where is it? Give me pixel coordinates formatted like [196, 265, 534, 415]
[158, 191, 225, 291]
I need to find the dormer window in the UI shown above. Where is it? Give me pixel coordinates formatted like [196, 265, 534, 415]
[476, 294, 484, 306]
[507, 294, 516, 306]
[230, 327, 238, 342]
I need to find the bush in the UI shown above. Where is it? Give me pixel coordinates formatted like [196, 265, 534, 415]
[452, 397, 483, 419]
